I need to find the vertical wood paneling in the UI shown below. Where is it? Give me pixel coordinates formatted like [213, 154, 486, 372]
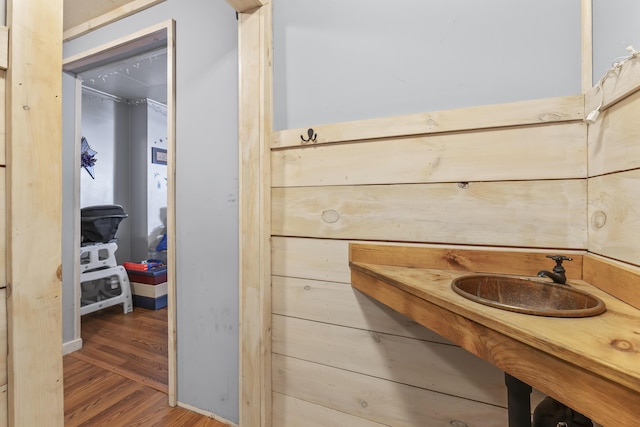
[0, 385, 6, 427]
[0, 71, 5, 166]
[0, 289, 5, 386]
[0, 25, 6, 427]
[0, 170, 5, 289]
[238, 2, 272, 426]
[580, 0, 593, 92]
[0, 28, 7, 71]
[165, 19, 177, 407]
[6, 0, 64, 424]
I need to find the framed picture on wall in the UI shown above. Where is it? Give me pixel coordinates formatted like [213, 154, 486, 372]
[152, 147, 167, 165]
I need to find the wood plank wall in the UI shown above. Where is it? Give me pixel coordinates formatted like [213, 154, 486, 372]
[270, 96, 588, 426]
[584, 58, 640, 309]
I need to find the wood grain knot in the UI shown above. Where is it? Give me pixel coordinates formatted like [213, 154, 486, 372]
[445, 252, 465, 269]
[610, 339, 636, 353]
[591, 211, 607, 228]
[56, 264, 63, 281]
[322, 209, 340, 223]
[537, 113, 563, 121]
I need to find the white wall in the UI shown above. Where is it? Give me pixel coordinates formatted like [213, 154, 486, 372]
[62, 0, 239, 422]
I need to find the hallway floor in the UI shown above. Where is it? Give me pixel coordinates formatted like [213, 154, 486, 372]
[64, 305, 229, 426]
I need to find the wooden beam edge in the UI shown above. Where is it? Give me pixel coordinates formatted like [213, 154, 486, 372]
[272, 95, 585, 149]
[583, 254, 640, 310]
[580, 0, 593, 92]
[226, 0, 265, 13]
[63, 0, 166, 42]
[349, 243, 584, 280]
[0, 27, 7, 70]
[238, 2, 272, 426]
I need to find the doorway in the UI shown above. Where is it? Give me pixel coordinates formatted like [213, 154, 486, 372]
[62, 20, 177, 404]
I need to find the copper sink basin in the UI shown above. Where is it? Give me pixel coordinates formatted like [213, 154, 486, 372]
[451, 274, 606, 318]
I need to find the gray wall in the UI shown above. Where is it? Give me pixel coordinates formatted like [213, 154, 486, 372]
[80, 92, 133, 264]
[273, 0, 582, 130]
[126, 101, 169, 263]
[58, 0, 639, 423]
[61, 72, 78, 345]
[129, 102, 149, 262]
[62, 0, 240, 422]
[145, 101, 169, 260]
[592, 0, 640, 85]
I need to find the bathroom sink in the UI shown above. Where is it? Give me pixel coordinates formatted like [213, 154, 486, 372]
[451, 274, 606, 317]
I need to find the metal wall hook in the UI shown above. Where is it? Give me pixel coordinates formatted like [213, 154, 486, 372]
[300, 128, 317, 144]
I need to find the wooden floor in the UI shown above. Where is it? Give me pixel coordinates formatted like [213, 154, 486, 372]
[64, 305, 229, 426]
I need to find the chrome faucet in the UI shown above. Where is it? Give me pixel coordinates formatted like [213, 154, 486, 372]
[537, 255, 572, 285]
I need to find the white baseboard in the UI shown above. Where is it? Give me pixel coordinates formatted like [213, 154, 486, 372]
[62, 338, 83, 355]
[177, 401, 238, 427]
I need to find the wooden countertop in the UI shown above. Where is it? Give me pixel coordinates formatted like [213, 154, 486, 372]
[350, 260, 640, 426]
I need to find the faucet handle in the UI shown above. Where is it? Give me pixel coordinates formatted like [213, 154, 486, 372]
[546, 255, 573, 262]
[546, 255, 572, 272]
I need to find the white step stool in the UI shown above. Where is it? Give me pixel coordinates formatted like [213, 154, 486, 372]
[80, 242, 119, 273]
[80, 242, 133, 316]
[80, 265, 133, 315]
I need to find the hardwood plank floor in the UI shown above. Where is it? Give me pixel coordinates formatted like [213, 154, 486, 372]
[64, 305, 229, 426]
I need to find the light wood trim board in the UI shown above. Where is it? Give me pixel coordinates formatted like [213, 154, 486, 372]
[226, 0, 265, 13]
[272, 180, 588, 249]
[272, 95, 584, 149]
[272, 122, 587, 187]
[6, 0, 65, 424]
[238, 2, 272, 427]
[63, 0, 166, 41]
[0, 27, 7, 70]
